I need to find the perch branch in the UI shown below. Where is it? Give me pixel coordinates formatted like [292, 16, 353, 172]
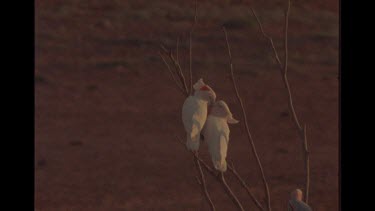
[250, 0, 310, 203]
[223, 26, 272, 211]
[176, 136, 245, 211]
[194, 152, 216, 211]
[219, 172, 245, 211]
[161, 2, 246, 210]
[159, 2, 217, 210]
[229, 161, 265, 211]
[175, 137, 216, 210]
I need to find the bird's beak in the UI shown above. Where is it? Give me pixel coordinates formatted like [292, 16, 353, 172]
[227, 115, 239, 124]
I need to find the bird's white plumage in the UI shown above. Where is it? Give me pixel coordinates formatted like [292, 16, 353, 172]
[202, 100, 238, 172]
[182, 96, 209, 151]
[182, 78, 216, 151]
[203, 116, 230, 172]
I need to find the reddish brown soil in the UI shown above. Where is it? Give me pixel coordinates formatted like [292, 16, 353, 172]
[35, 0, 338, 210]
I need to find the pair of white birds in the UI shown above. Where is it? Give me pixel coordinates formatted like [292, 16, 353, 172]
[182, 78, 239, 172]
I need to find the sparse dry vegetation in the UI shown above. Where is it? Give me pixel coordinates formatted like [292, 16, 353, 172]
[35, 0, 338, 210]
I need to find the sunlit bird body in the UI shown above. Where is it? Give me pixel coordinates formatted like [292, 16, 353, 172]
[182, 79, 216, 151]
[203, 100, 239, 172]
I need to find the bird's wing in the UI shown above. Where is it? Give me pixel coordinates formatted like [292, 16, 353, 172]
[189, 101, 207, 137]
[182, 97, 196, 133]
[190, 123, 200, 140]
[219, 134, 228, 163]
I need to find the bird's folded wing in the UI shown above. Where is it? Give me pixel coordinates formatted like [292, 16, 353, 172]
[219, 135, 228, 161]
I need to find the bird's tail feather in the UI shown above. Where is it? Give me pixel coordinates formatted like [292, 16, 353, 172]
[213, 159, 227, 172]
[186, 134, 200, 151]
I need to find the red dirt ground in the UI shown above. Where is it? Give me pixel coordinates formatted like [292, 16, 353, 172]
[35, 0, 338, 210]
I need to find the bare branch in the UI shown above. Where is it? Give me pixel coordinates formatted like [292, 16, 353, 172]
[176, 136, 245, 211]
[219, 172, 245, 211]
[176, 136, 215, 173]
[189, 34, 193, 95]
[159, 52, 186, 94]
[176, 37, 180, 63]
[196, 176, 202, 185]
[250, 9, 283, 70]
[228, 161, 265, 211]
[176, 137, 216, 210]
[160, 43, 169, 54]
[194, 152, 216, 211]
[194, 0, 198, 23]
[280, 0, 303, 131]
[223, 26, 272, 211]
[189, 0, 198, 95]
[160, 44, 189, 96]
[284, 2, 290, 74]
[250, 0, 310, 203]
[302, 124, 310, 203]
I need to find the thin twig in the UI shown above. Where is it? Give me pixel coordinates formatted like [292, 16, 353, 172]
[302, 124, 310, 203]
[160, 44, 189, 96]
[250, 9, 283, 70]
[250, 0, 310, 203]
[228, 161, 265, 211]
[220, 172, 245, 211]
[196, 176, 202, 185]
[158, 2, 216, 209]
[160, 2, 247, 209]
[176, 136, 244, 211]
[176, 37, 180, 63]
[158, 52, 185, 94]
[176, 137, 215, 210]
[194, 152, 216, 211]
[189, 33, 193, 95]
[284, 1, 289, 75]
[176, 136, 215, 173]
[223, 26, 272, 211]
[189, 0, 198, 95]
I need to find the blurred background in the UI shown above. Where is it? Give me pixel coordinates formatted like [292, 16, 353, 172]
[35, 0, 338, 210]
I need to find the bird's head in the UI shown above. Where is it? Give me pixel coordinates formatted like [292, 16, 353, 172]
[193, 78, 216, 104]
[290, 189, 303, 201]
[209, 100, 239, 124]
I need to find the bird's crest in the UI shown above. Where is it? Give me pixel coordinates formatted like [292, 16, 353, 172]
[200, 85, 210, 91]
[193, 78, 206, 90]
[217, 101, 239, 124]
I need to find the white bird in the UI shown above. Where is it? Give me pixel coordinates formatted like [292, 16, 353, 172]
[182, 79, 216, 152]
[202, 100, 239, 172]
[288, 189, 312, 211]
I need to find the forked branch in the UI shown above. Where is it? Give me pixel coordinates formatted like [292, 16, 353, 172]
[250, 0, 310, 203]
[158, 52, 186, 95]
[176, 137, 245, 211]
[159, 3, 217, 209]
[194, 152, 216, 211]
[228, 161, 265, 211]
[159, 44, 189, 97]
[160, 1, 264, 210]
[219, 172, 245, 211]
[223, 26, 272, 211]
